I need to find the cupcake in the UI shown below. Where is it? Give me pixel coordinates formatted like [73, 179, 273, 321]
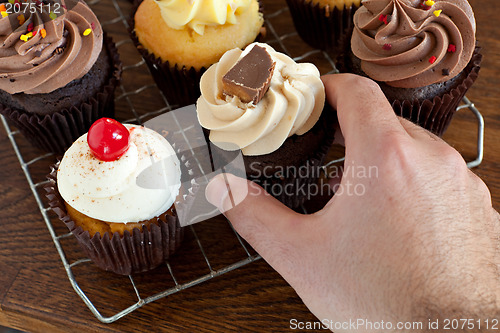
[342, 0, 482, 136]
[130, 0, 264, 108]
[0, 0, 122, 154]
[197, 43, 335, 208]
[286, 0, 361, 56]
[45, 118, 192, 275]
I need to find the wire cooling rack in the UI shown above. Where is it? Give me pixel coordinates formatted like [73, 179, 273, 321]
[0, 0, 485, 324]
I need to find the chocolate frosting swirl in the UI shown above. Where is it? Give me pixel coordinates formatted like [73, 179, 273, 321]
[0, 0, 103, 94]
[351, 0, 476, 88]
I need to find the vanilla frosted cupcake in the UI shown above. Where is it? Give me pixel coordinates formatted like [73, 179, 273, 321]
[46, 118, 188, 275]
[131, 0, 264, 107]
[197, 43, 335, 208]
[286, 0, 361, 55]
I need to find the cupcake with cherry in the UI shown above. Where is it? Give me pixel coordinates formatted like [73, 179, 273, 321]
[46, 118, 192, 275]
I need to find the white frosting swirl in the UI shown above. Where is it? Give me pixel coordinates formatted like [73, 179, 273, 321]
[57, 125, 182, 223]
[196, 42, 325, 156]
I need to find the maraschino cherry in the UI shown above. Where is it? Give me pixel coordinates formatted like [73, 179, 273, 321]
[87, 118, 130, 161]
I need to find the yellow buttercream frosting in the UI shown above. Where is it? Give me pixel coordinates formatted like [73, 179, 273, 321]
[135, 0, 263, 70]
[155, 0, 253, 35]
[308, 0, 360, 10]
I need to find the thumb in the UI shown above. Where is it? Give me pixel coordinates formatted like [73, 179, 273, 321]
[205, 174, 310, 273]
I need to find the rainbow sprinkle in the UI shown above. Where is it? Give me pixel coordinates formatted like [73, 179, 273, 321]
[49, 12, 57, 20]
[20, 32, 33, 42]
[40, 28, 46, 38]
[447, 44, 456, 53]
[0, 10, 7, 18]
[425, 0, 435, 6]
[383, 43, 392, 51]
[17, 14, 25, 25]
[433, 9, 442, 17]
[83, 28, 92, 36]
[429, 56, 437, 64]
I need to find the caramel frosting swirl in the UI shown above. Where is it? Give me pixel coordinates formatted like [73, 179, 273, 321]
[351, 0, 476, 88]
[197, 43, 324, 156]
[0, 0, 103, 94]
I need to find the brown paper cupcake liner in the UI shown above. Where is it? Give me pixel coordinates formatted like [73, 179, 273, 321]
[286, 0, 360, 56]
[45, 134, 199, 275]
[128, 0, 265, 109]
[0, 33, 122, 156]
[390, 47, 482, 136]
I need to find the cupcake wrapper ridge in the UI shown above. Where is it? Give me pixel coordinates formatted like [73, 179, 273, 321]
[45, 133, 199, 275]
[286, 0, 360, 55]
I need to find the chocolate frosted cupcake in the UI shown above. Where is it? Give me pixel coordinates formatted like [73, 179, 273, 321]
[45, 118, 194, 275]
[197, 43, 335, 208]
[130, 0, 264, 108]
[0, 0, 122, 154]
[286, 0, 361, 56]
[341, 0, 481, 136]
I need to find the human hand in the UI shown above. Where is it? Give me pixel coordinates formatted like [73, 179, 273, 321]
[205, 74, 500, 331]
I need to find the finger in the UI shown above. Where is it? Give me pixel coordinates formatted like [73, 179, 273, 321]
[321, 74, 408, 154]
[398, 117, 443, 143]
[205, 174, 309, 266]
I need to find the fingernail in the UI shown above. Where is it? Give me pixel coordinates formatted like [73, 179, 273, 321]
[205, 174, 229, 210]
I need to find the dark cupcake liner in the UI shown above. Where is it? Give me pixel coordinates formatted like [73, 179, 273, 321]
[390, 47, 482, 136]
[0, 33, 122, 156]
[208, 105, 336, 209]
[286, 0, 360, 56]
[45, 136, 199, 275]
[249, 109, 335, 209]
[128, 0, 265, 109]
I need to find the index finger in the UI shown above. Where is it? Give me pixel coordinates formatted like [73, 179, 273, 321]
[321, 74, 407, 154]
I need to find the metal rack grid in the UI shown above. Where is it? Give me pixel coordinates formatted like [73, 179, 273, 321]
[0, 0, 485, 324]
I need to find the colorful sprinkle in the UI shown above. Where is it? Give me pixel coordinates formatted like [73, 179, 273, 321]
[383, 43, 392, 51]
[447, 44, 456, 53]
[0, 4, 5, 11]
[433, 9, 442, 17]
[20, 34, 28, 42]
[27, 22, 33, 32]
[91, 22, 95, 30]
[17, 14, 25, 25]
[8, 0, 14, 4]
[0, 11, 7, 18]
[429, 56, 437, 64]
[83, 28, 92, 36]
[40, 28, 46, 38]
[379, 14, 389, 25]
[49, 12, 57, 20]
[425, 0, 435, 6]
[32, 30, 37, 36]
[442, 68, 450, 76]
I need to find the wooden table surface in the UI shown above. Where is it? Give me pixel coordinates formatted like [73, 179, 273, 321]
[0, 0, 498, 332]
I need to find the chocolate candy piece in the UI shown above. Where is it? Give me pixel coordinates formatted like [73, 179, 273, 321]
[222, 45, 275, 104]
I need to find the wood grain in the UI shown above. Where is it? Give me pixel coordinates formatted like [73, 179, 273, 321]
[0, 0, 498, 332]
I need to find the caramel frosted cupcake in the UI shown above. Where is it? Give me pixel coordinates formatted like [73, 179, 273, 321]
[342, 0, 482, 136]
[0, 0, 122, 154]
[286, 0, 361, 56]
[130, 0, 264, 108]
[197, 43, 335, 208]
[46, 118, 192, 275]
